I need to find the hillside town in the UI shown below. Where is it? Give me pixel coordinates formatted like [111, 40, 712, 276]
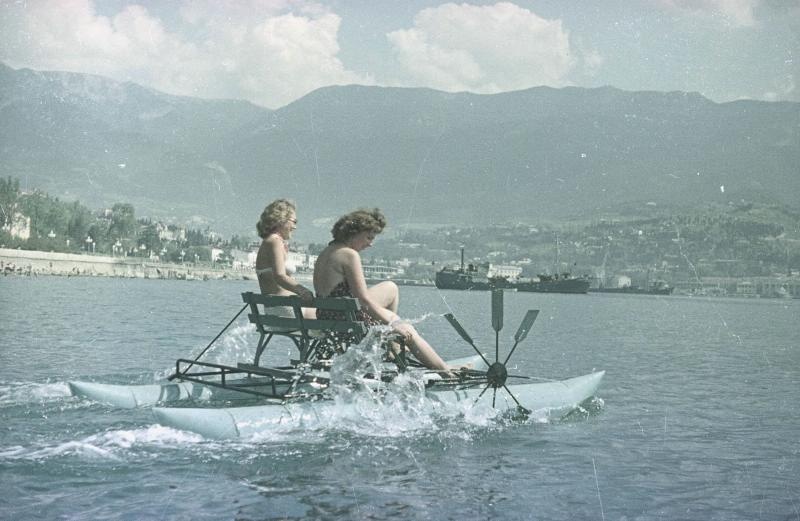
[2, 178, 798, 298]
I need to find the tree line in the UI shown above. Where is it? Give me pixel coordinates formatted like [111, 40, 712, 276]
[0, 177, 249, 263]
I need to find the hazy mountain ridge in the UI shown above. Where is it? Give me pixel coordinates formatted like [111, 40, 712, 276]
[0, 63, 269, 226]
[1, 63, 797, 239]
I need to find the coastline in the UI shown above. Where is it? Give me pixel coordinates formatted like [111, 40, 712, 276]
[5, 248, 792, 298]
[0, 247, 260, 281]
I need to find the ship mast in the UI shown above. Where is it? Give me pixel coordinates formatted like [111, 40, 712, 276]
[554, 233, 560, 274]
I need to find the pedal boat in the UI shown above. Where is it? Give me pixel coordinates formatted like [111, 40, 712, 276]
[69, 291, 605, 439]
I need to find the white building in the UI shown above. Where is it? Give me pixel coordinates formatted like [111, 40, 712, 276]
[288, 250, 316, 270]
[156, 223, 186, 242]
[612, 275, 632, 288]
[488, 264, 522, 280]
[363, 265, 404, 279]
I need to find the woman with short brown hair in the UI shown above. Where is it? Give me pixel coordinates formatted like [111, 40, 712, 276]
[313, 208, 451, 371]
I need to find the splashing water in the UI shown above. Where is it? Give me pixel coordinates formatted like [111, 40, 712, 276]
[150, 321, 261, 380]
[200, 322, 261, 366]
[314, 329, 507, 438]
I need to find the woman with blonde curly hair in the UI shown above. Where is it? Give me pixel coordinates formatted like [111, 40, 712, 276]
[313, 208, 452, 371]
[255, 199, 314, 318]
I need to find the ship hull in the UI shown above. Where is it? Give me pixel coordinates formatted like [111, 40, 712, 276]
[515, 278, 590, 294]
[435, 271, 506, 291]
[436, 270, 589, 294]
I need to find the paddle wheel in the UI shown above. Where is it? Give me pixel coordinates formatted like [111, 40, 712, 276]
[444, 289, 539, 414]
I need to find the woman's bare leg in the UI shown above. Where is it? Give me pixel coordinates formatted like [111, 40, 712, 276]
[404, 325, 449, 371]
[367, 282, 452, 371]
[367, 281, 399, 313]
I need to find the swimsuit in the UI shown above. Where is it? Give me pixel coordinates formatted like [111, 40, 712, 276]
[315, 278, 381, 359]
[317, 279, 380, 326]
[256, 259, 298, 318]
[255, 260, 296, 276]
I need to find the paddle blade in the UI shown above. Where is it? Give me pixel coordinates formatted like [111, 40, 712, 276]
[513, 310, 539, 343]
[444, 313, 474, 344]
[491, 289, 503, 332]
[503, 384, 530, 415]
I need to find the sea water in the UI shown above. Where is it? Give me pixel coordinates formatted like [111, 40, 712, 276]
[0, 276, 798, 520]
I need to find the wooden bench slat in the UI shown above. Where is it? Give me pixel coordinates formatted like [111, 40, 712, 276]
[241, 291, 361, 312]
[250, 314, 368, 335]
[312, 297, 363, 311]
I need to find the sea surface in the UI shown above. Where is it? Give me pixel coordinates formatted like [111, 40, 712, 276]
[0, 276, 798, 520]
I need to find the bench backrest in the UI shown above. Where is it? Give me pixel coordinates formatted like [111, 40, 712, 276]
[242, 291, 367, 335]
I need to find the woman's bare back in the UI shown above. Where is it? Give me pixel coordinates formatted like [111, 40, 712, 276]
[313, 244, 352, 297]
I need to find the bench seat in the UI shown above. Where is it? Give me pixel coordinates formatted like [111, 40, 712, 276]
[242, 291, 371, 365]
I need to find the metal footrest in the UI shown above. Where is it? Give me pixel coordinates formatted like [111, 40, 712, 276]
[237, 363, 330, 385]
[170, 358, 331, 400]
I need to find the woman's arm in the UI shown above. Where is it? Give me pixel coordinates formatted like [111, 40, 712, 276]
[341, 248, 395, 324]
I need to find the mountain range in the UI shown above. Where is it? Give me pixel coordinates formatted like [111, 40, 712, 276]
[1, 62, 798, 241]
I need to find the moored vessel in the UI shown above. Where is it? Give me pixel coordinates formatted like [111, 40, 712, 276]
[515, 273, 591, 294]
[434, 248, 589, 294]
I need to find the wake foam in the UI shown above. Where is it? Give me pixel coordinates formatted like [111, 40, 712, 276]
[0, 380, 72, 406]
[0, 424, 205, 462]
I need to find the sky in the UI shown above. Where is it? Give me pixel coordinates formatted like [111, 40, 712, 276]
[0, 0, 798, 109]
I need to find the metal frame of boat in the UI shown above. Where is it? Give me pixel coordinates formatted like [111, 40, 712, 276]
[164, 292, 541, 405]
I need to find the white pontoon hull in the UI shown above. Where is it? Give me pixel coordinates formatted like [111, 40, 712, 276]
[67, 380, 258, 409]
[152, 371, 605, 439]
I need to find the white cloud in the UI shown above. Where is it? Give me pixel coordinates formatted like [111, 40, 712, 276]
[655, 0, 760, 27]
[0, 0, 370, 108]
[386, 2, 578, 93]
[178, 0, 311, 25]
[243, 12, 368, 104]
[1, 1, 198, 87]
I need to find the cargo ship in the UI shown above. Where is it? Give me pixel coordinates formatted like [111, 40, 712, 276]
[434, 249, 589, 294]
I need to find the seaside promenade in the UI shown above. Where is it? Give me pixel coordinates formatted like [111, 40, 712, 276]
[0, 247, 254, 281]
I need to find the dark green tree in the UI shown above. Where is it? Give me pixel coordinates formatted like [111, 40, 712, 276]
[0, 177, 20, 227]
[108, 203, 136, 241]
[66, 202, 93, 250]
[137, 222, 161, 255]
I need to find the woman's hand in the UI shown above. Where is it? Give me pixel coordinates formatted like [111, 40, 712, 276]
[296, 286, 314, 303]
[391, 321, 414, 343]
